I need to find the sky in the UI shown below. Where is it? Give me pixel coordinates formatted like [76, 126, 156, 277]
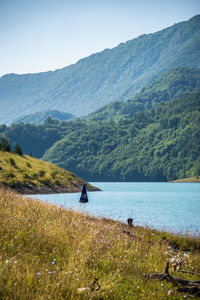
[0, 0, 200, 77]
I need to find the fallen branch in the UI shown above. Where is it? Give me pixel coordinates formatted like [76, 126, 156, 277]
[144, 261, 200, 296]
[177, 269, 200, 276]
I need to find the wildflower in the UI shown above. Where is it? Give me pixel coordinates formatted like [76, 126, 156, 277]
[161, 283, 164, 286]
[52, 261, 55, 264]
[137, 286, 140, 289]
[183, 296, 187, 298]
[167, 289, 172, 296]
[37, 272, 40, 275]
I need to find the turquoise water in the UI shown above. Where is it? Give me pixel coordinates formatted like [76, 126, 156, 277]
[30, 182, 200, 235]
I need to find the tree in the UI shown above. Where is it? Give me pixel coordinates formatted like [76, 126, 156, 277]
[14, 144, 23, 155]
[1, 138, 11, 152]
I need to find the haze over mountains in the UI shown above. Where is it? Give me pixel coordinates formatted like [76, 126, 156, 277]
[0, 15, 200, 124]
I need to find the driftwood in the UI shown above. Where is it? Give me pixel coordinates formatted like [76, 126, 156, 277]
[77, 278, 100, 294]
[144, 261, 200, 296]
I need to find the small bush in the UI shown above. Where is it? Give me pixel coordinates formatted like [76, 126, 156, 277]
[9, 158, 16, 167]
[40, 177, 51, 186]
[55, 179, 61, 186]
[26, 162, 32, 168]
[32, 173, 38, 179]
[39, 170, 45, 177]
[22, 172, 30, 179]
[6, 171, 15, 179]
[51, 170, 58, 179]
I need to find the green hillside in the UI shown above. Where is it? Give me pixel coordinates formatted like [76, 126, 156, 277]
[42, 92, 200, 182]
[88, 67, 200, 121]
[0, 151, 99, 194]
[0, 118, 84, 158]
[0, 15, 200, 124]
[12, 110, 75, 125]
[1, 66, 200, 159]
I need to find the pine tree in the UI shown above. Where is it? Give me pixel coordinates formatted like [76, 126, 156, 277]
[1, 138, 11, 152]
[14, 144, 23, 155]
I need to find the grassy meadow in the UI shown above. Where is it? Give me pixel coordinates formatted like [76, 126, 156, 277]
[0, 151, 97, 193]
[0, 188, 200, 299]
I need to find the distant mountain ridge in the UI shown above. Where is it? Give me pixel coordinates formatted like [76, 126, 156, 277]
[13, 110, 74, 124]
[0, 15, 200, 124]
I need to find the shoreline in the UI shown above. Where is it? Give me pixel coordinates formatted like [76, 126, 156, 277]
[1, 188, 200, 298]
[1, 182, 101, 195]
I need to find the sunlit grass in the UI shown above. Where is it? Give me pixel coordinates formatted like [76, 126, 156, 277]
[0, 188, 199, 299]
[0, 150, 95, 192]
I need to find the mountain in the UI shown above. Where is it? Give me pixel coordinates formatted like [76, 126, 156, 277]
[0, 67, 200, 181]
[42, 92, 200, 182]
[0, 150, 99, 194]
[12, 110, 75, 124]
[88, 67, 200, 121]
[0, 15, 200, 124]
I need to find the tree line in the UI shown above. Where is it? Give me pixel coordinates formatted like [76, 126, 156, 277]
[0, 138, 23, 156]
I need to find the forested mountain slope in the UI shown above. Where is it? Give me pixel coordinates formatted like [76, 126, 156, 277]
[42, 92, 200, 182]
[0, 15, 200, 124]
[0, 118, 84, 158]
[88, 67, 200, 121]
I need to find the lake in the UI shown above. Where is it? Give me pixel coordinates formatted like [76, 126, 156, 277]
[30, 182, 200, 236]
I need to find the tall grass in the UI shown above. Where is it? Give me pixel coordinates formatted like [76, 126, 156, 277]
[0, 188, 199, 299]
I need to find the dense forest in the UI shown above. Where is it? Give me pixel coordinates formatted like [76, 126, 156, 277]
[2, 92, 198, 182]
[0, 118, 83, 158]
[88, 67, 200, 121]
[42, 92, 200, 181]
[0, 68, 200, 181]
[0, 15, 200, 124]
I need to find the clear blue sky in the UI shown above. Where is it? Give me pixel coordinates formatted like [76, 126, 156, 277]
[0, 0, 199, 77]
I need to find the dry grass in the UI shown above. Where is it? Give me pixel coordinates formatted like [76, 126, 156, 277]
[170, 177, 200, 183]
[0, 188, 200, 299]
